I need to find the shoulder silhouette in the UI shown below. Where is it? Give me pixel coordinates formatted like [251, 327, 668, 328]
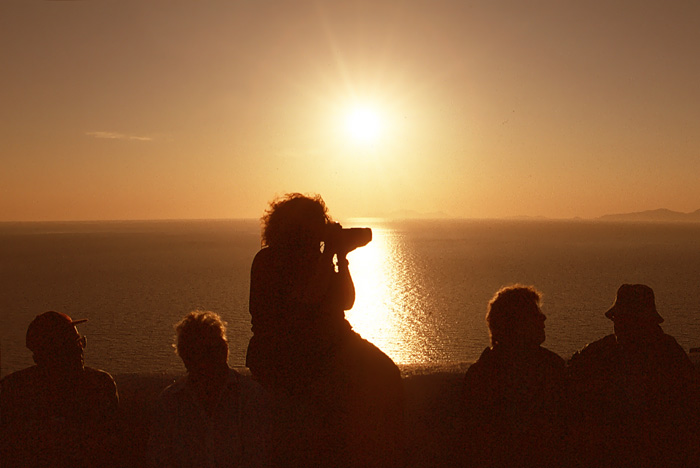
[461, 285, 566, 468]
[246, 193, 405, 468]
[568, 284, 700, 468]
[148, 310, 269, 468]
[0, 311, 119, 468]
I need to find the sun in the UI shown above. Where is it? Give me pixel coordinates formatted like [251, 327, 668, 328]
[344, 106, 383, 144]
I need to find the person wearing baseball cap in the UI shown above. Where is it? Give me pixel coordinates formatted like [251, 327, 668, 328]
[568, 285, 699, 467]
[0, 311, 119, 468]
[25, 311, 89, 369]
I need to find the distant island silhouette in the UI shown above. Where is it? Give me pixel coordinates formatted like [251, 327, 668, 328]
[597, 208, 700, 223]
[383, 208, 700, 222]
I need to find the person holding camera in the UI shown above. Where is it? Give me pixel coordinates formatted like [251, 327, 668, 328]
[246, 192, 405, 468]
[246, 193, 363, 392]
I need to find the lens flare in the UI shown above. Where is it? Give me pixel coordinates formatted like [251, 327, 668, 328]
[345, 107, 382, 144]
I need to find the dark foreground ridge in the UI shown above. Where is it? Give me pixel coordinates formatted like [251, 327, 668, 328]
[115, 364, 469, 468]
[116, 354, 700, 467]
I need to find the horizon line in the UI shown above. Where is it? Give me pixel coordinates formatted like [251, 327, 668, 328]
[3, 211, 700, 224]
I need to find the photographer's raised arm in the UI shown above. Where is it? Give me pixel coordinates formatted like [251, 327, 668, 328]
[334, 253, 355, 311]
[295, 247, 337, 305]
[295, 223, 355, 310]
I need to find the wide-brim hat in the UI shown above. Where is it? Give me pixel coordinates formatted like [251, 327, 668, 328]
[605, 284, 664, 323]
[26, 311, 87, 353]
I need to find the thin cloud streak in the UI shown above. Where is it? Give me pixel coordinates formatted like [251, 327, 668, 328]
[86, 131, 152, 142]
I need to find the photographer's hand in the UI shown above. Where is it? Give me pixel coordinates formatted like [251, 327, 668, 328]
[323, 222, 343, 255]
[292, 223, 339, 304]
[320, 222, 355, 309]
[334, 253, 355, 310]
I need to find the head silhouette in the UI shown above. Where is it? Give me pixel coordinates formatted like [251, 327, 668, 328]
[486, 285, 546, 348]
[261, 193, 332, 251]
[605, 284, 664, 342]
[26, 311, 87, 371]
[174, 311, 229, 377]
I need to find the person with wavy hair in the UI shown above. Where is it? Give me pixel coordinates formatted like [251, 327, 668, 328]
[261, 192, 331, 250]
[461, 285, 566, 468]
[247, 193, 357, 390]
[246, 193, 405, 468]
[149, 311, 268, 468]
[485, 285, 546, 348]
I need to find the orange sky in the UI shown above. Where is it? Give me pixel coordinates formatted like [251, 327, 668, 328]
[2, 1, 699, 222]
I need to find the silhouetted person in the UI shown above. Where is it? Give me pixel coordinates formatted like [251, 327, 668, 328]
[246, 193, 405, 468]
[0, 311, 119, 468]
[148, 311, 269, 468]
[247, 193, 356, 391]
[461, 285, 566, 468]
[568, 284, 700, 467]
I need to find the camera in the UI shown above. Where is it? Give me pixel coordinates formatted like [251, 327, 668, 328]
[340, 227, 372, 252]
[325, 224, 372, 253]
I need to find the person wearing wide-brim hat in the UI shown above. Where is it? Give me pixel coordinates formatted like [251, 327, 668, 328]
[0, 311, 119, 468]
[604, 284, 665, 343]
[567, 285, 699, 468]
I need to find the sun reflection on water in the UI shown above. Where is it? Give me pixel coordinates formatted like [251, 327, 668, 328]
[345, 222, 433, 365]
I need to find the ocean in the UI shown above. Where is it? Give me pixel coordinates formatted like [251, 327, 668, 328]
[2, 218, 700, 378]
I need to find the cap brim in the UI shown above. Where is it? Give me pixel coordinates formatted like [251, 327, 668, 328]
[71, 318, 88, 325]
[604, 306, 615, 319]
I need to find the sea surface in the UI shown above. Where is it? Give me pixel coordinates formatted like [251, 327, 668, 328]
[2, 218, 700, 377]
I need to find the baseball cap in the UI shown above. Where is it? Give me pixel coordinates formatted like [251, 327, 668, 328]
[26, 311, 88, 353]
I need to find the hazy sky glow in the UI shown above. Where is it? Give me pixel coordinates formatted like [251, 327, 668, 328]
[2, 0, 699, 221]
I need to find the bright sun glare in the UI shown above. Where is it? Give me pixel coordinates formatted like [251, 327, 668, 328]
[344, 106, 383, 144]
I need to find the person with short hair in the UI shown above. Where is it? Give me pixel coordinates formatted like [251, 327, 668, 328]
[0, 311, 119, 468]
[568, 284, 700, 467]
[461, 285, 566, 468]
[148, 311, 269, 468]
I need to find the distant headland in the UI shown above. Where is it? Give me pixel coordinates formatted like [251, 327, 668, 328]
[597, 208, 700, 223]
[380, 208, 700, 223]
